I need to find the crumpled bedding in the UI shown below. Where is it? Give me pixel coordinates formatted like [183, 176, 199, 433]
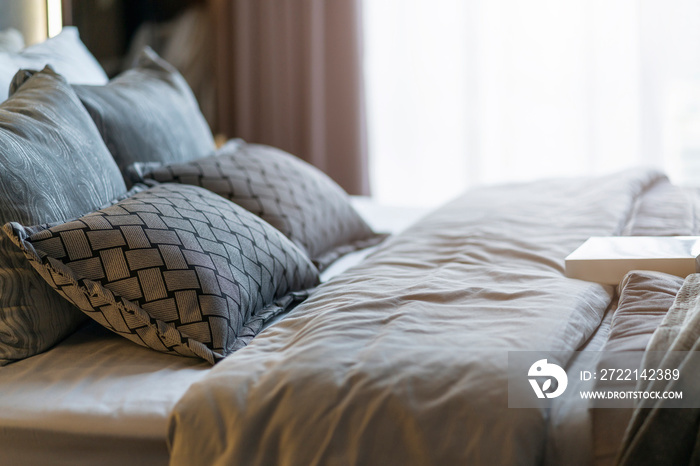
[168, 169, 666, 465]
[546, 179, 699, 466]
[617, 272, 700, 465]
[591, 271, 684, 466]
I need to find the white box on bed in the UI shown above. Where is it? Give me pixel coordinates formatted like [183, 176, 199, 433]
[565, 236, 700, 285]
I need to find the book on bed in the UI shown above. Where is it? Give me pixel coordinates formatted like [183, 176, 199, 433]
[565, 236, 700, 285]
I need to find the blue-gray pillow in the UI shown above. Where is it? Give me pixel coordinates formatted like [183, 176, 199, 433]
[0, 66, 128, 365]
[0, 67, 126, 224]
[5, 184, 319, 364]
[72, 47, 215, 182]
[0, 184, 146, 366]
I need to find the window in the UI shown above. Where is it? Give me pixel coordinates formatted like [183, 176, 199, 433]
[364, 0, 700, 207]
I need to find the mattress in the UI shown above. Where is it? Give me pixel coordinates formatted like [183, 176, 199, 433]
[0, 322, 208, 466]
[0, 197, 425, 466]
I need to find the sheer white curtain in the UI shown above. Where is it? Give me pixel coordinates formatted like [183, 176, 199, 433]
[364, 0, 700, 207]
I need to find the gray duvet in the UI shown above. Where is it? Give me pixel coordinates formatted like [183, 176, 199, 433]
[168, 170, 666, 465]
[617, 273, 700, 465]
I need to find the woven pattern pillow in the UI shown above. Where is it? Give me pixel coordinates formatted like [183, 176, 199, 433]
[0, 185, 146, 366]
[5, 184, 319, 364]
[0, 66, 127, 365]
[128, 140, 386, 270]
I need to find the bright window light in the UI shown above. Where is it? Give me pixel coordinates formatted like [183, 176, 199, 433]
[363, 0, 700, 207]
[47, 0, 63, 38]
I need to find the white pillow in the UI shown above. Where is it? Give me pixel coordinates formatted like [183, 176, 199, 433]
[0, 29, 24, 53]
[0, 26, 107, 101]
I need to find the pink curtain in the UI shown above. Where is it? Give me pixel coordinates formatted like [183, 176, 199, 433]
[209, 0, 369, 195]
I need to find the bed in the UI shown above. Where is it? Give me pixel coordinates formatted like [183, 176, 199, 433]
[1, 27, 699, 466]
[0, 198, 426, 466]
[2, 170, 696, 465]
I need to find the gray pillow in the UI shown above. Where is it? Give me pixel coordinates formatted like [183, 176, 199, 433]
[71, 47, 215, 181]
[5, 184, 319, 364]
[0, 66, 127, 365]
[0, 234, 85, 366]
[128, 140, 386, 270]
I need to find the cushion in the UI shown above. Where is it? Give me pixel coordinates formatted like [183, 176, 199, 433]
[0, 67, 127, 223]
[70, 47, 215, 181]
[0, 29, 24, 53]
[128, 140, 386, 270]
[0, 66, 127, 365]
[5, 183, 319, 364]
[0, 26, 107, 101]
[0, 233, 85, 366]
[0, 185, 147, 366]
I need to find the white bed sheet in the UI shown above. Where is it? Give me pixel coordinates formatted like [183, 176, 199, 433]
[0, 322, 209, 466]
[0, 197, 425, 466]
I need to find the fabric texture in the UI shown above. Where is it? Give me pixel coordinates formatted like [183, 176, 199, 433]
[128, 140, 385, 270]
[68, 47, 215, 181]
[0, 235, 86, 366]
[617, 273, 700, 465]
[208, 0, 369, 195]
[591, 271, 684, 466]
[543, 179, 700, 466]
[0, 66, 126, 227]
[168, 169, 664, 465]
[0, 198, 422, 464]
[0, 66, 128, 365]
[0, 184, 150, 367]
[0, 320, 208, 466]
[5, 183, 319, 365]
[0, 26, 107, 102]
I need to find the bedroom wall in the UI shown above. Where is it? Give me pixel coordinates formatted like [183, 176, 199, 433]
[0, 0, 47, 45]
